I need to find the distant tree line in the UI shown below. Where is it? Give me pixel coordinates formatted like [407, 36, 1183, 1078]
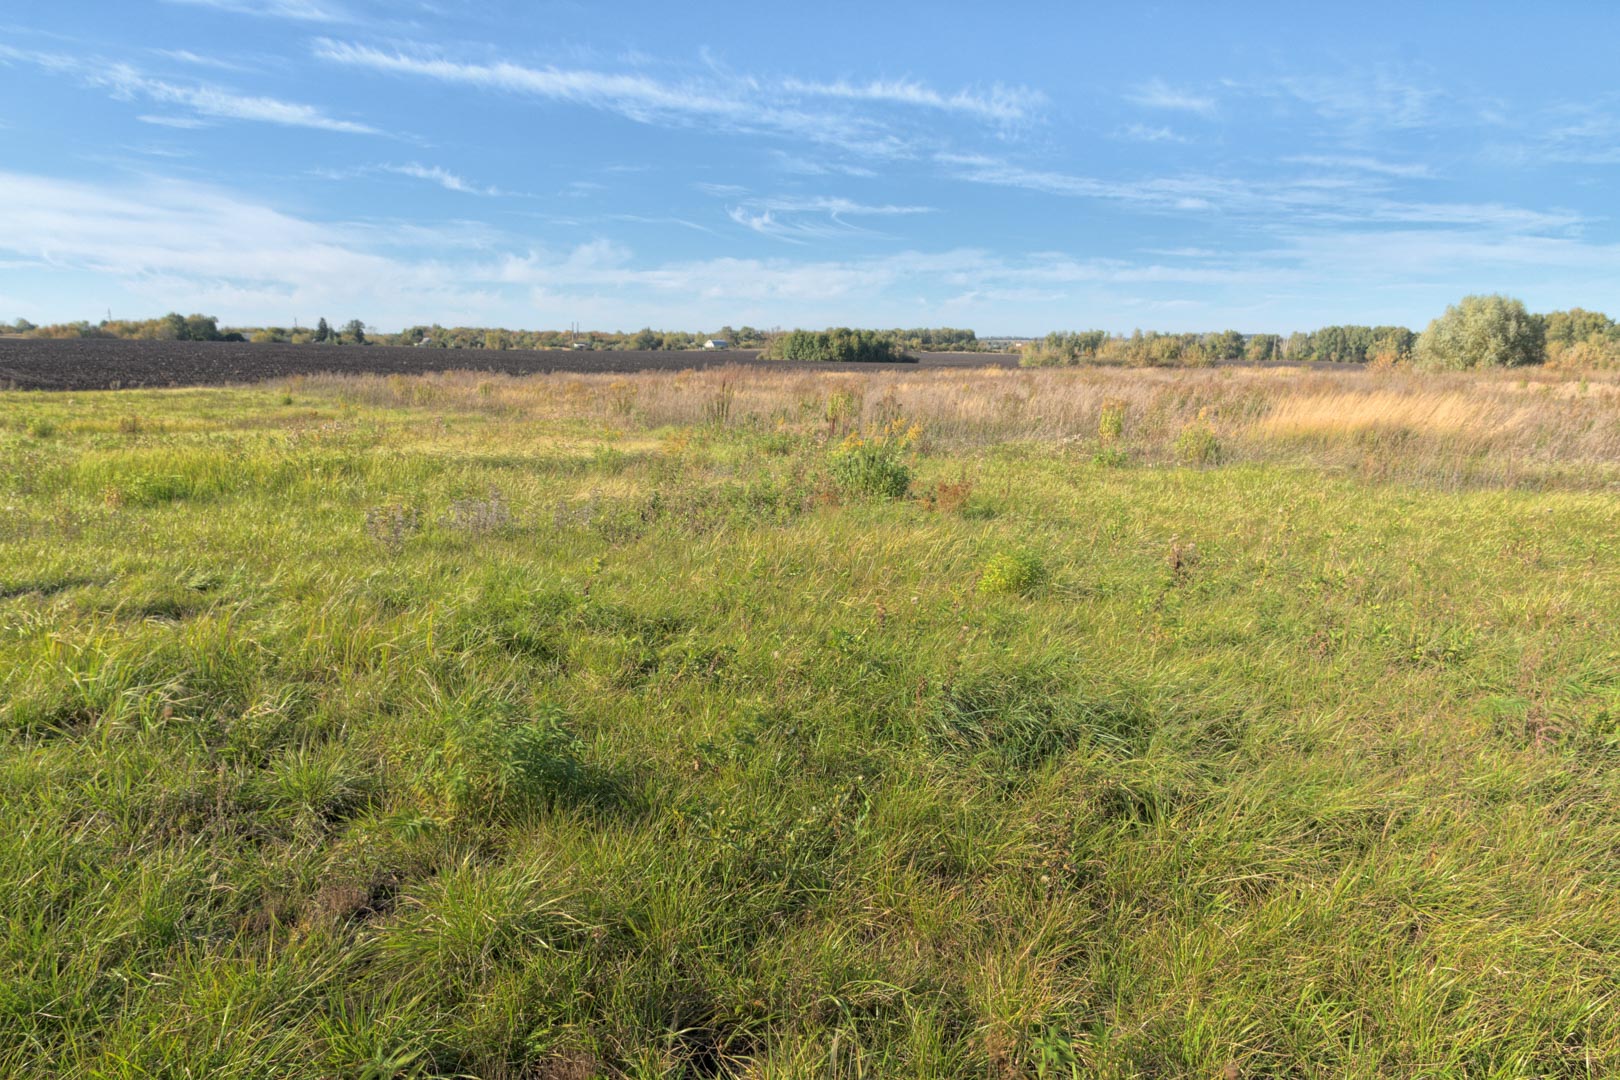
[13, 298, 1620, 370]
[16, 312, 246, 342]
[1020, 298, 1620, 370]
[4, 318, 993, 354]
[1021, 325, 1418, 367]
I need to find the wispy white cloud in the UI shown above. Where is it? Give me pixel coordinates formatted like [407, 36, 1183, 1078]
[153, 48, 246, 72]
[1285, 154, 1435, 179]
[1234, 69, 1443, 132]
[747, 195, 933, 217]
[767, 150, 876, 177]
[137, 114, 215, 129]
[607, 213, 719, 236]
[1116, 123, 1188, 143]
[1126, 78, 1215, 115]
[314, 161, 516, 195]
[0, 45, 378, 134]
[312, 38, 1040, 156]
[780, 77, 1043, 123]
[1491, 101, 1620, 166]
[162, 0, 349, 23]
[382, 162, 502, 195]
[98, 64, 379, 133]
[0, 168, 480, 318]
[937, 150, 1575, 232]
[722, 194, 933, 242]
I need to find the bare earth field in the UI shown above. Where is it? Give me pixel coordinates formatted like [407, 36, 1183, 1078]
[0, 338, 1014, 391]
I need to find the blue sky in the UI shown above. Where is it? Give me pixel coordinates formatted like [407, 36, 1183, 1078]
[2, 1, 1618, 334]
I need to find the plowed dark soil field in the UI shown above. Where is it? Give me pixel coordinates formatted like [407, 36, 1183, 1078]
[0, 338, 1015, 390]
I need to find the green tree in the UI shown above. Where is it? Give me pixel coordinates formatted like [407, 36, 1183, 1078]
[344, 319, 367, 345]
[184, 314, 220, 341]
[762, 328, 907, 363]
[1541, 308, 1614, 346]
[1415, 295, 1544, 370]
[1244, 334, 1280, 363]
[630, 327, 660, 350]
[1205, 329, 1245, 361]
[314, 317, 330, 343]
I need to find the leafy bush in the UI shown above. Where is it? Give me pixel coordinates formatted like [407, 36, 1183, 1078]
[978, 550, 1046, 596]
[1174, 413, 1223, 466]
[829, 419, 918, 499]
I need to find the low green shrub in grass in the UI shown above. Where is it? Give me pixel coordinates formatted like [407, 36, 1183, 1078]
[1174, 411, 1223, 465]
[978, 550, 1046, 595]
[828, 419, 918, 499]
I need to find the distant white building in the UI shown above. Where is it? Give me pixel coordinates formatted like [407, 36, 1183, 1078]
[703, 338, 730, 350]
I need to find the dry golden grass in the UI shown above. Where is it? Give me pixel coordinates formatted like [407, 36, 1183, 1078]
[287, 363, 1620, 489]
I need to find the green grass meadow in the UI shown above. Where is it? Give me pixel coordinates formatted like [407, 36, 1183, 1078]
[2, 381, 1619, 1077]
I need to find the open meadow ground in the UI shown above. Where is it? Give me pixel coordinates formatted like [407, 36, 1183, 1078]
[3, 364, 1620, 1077]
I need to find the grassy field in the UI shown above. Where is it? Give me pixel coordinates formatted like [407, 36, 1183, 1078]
[2, 365, 1619, 1078]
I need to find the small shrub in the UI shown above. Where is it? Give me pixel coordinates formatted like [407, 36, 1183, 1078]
[978, 550, 1046, 596]
[1092, 446, 1129, 468]
[830, 446, 911, 499]
[829, 418, 919, 500]
[1174, 412, 1222, 466]
[435, 705, 598, 819]
[1097, 398, 1126, 443]
[825, 389, 861, 436]
[26, 418, 56, 439]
